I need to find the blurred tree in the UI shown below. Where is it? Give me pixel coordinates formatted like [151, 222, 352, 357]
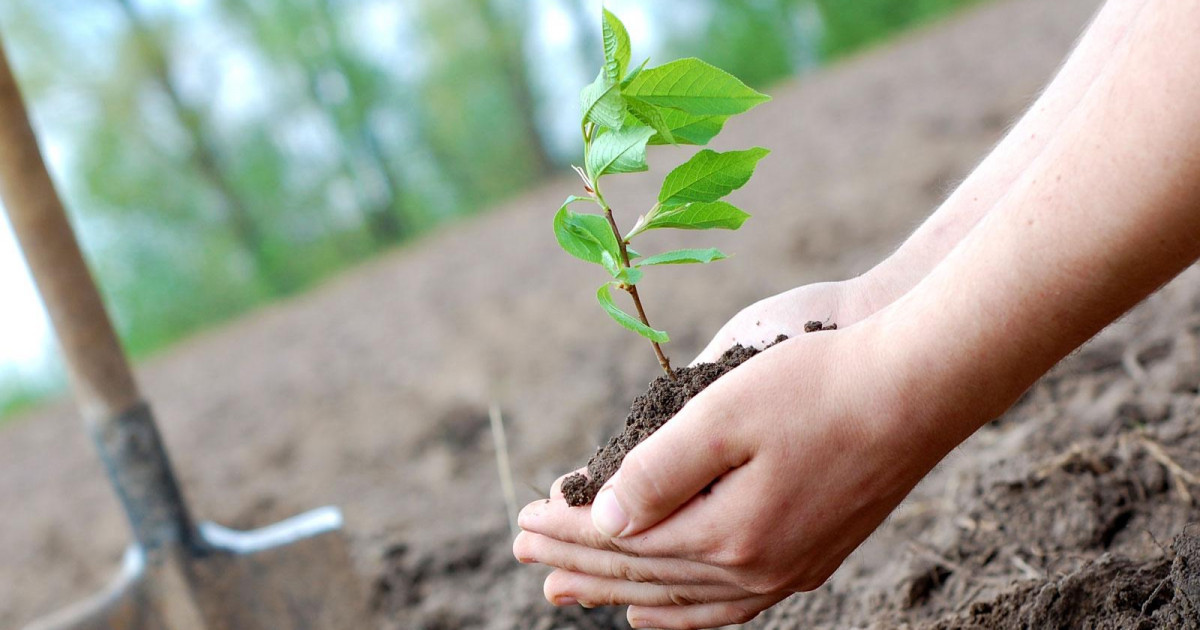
[112, 0, 297, 294]
[221, 0, 414, 247]
[413, 0, 544, 205]
[472, 0, 557, 176]
[658, 0, 798, 90]
[812, 0, 982, 58]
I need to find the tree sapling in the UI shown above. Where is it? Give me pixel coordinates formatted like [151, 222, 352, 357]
[554, 9, 773, 505]
[555, 8, 771, 379]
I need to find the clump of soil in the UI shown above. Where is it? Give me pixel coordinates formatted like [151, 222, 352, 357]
[804, 320, 837, 333]
[928, 527, 1200, 629]
[563, 326, 829, 507]
[560, 339, 774, 507]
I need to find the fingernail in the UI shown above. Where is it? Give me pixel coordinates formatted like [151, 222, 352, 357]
[511, 533, 535, 564]
[592, 486, 629, 537]
[553, 595, 578, 607]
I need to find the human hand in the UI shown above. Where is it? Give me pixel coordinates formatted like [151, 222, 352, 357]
[691, 276, 884, 364]
[514, 319, 957, 629]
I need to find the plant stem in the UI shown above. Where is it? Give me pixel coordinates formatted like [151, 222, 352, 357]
[583, 122, 675, 380]
[600, 204, 676, 380]
[628, 283, 675, 378]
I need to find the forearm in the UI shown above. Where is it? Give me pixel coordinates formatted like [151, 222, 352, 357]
[860, 0, 1149, 308]
[882, 0, 1200, 452]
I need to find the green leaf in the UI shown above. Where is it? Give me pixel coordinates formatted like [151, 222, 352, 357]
[624, 96, 675, 145]
[580, 71, 626, 130]
[658, 148, 769, 208]
[628, 201, 750, 238]
[597, 284, 669, 343]
[636, 248, 728, 267]
[602, 9, 632, 83]
[599, 249, 642, 284]
[553, 197, 622, 265]
[624, 58, 771, 116]
[599, 250, 622, 277]
[622, 58, 650, 87]
[647, 109, 728, 146]
[586, 125, 655, 179]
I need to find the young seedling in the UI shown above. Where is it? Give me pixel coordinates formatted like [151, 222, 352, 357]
[554, 8, 771, 379]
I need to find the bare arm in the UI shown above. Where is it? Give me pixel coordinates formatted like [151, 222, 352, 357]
[859, 0, 1150, 307]
[884, 0, 1200, 449]
[695, 0, 1148, 361]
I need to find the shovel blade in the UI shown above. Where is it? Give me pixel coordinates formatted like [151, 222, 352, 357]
[190, 507, 370, 629]
[22, 548, 150, 630]
[24, 507, 371, 630]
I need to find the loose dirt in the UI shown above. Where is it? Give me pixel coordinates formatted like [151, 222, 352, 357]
[563, 336, 787, 507]
[10, 0, 1197, 629]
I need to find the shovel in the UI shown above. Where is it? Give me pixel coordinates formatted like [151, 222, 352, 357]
[0, 35, 370, 630]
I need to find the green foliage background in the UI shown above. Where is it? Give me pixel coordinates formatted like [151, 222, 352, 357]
[0, 0, 984, 422]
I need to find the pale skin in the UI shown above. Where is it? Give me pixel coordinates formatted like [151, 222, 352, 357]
[514, 1, 1200, 628]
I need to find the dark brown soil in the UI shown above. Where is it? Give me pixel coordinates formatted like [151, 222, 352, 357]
[804, 320, 837, 333]
[562, 336, 789, 507]
[928, 527, 1200, 629]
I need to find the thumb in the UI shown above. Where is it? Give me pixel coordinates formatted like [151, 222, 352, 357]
[592, 398, 750, 538]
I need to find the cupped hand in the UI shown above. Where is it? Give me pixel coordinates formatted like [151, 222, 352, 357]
[690, 277, 882, 364]
[514, 318, 954, 629]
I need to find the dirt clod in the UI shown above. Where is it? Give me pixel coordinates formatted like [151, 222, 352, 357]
[804, 320, 837, 333]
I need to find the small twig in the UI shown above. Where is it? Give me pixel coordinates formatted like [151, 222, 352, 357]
[1141, 574, 1173, 618]
[1138, 435, 1198, 504]
[954, 583, 988, 614]
[1122, 345, 1149, 383]
[489, 404, 519, 538]
[906, 540, 969, 575]
[1010, 554, 1042, 580]
[1032, 444, 1108, 481]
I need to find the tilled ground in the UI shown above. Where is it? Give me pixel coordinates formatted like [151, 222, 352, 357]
[9, 0, 1195, 628]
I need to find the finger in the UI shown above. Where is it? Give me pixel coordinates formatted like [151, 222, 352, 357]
[520, 497, 688, 558]
[521, 459, 766, 563]
[513, 531, 737, 586]
[626, 593, 787, 630]
[592, 393, 752, 539]
[544, 569, 752, 608]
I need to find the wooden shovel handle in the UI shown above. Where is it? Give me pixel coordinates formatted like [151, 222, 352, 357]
[0, 36, 141, 422]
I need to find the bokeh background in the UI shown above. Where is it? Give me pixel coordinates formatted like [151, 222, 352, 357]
[0, 0, 981, 422]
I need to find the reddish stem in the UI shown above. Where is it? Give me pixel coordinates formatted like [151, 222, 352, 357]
[602, 206, 676, 380]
